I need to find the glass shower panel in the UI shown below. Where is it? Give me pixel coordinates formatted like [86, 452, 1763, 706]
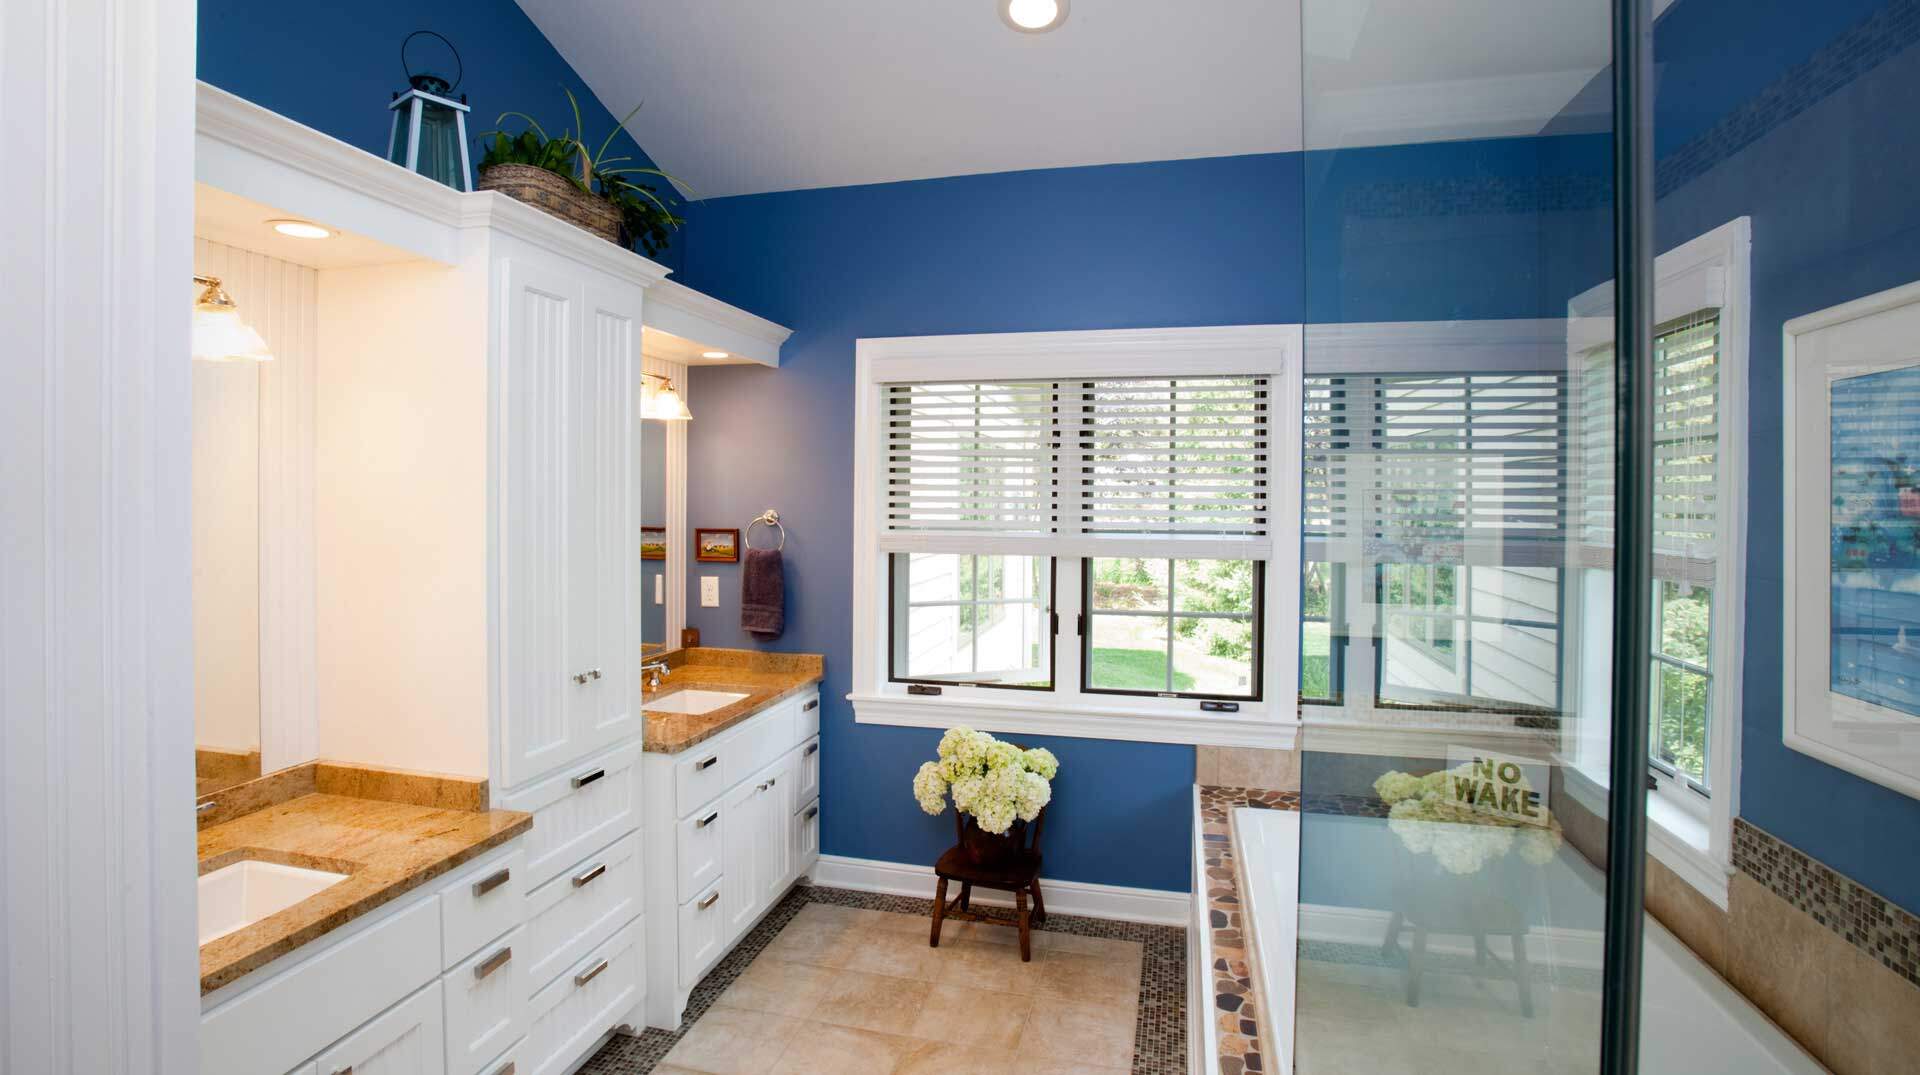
[1291, 0, 1622, 1071]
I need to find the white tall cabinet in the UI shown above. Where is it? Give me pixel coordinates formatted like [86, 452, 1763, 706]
[195, 84, 664, 1075]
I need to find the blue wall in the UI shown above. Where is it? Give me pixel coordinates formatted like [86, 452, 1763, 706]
[197, 0, 685, 269]
[1648, 0, 1920, 914]
[672, 154, 1308, 891]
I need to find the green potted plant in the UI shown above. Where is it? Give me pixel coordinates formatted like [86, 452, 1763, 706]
[476, 88, 686, 256]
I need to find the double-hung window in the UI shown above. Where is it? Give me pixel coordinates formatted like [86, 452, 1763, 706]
[851, 327, 1301, 747]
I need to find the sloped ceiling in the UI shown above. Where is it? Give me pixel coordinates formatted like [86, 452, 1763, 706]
[517, 0, 1643, 199]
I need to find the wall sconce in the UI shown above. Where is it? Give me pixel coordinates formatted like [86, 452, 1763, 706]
[191, 275, 273, 363]
[642, 372, 692, 421]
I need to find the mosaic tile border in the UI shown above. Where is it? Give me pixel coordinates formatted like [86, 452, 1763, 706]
[1732, 818, 1920, 990]
[578, 881, 1189, 1074]
[1199, 785, 1301, 1075]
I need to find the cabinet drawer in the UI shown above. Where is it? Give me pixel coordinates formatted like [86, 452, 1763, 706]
[441, 845, 524, 970]
[675, 800, 725, 902]
[676, 880, 726, 988]
[445, 928, 525, 1075]
[315, 979, 445, 1075]
[201, 895, 439, 1075]
[795, 798, 820, 872]
[522, 831, 641, 995]
[795, 690, 821, 740]
[525, 921, 642, 1075]
[472, 1043, 520, 1075]
[796, 736, 820, 804]
[503, 742, 640, 888]
[672, 739, 730, 819]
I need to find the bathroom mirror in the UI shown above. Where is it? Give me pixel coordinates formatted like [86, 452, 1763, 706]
[642, 414, 670, 654]
[640, 348, 691, 655]
[192, 314, 264, 795]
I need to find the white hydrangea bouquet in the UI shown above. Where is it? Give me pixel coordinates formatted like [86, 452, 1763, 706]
[1375, 763, 1563, 876]
[912, 726, 1058, 837]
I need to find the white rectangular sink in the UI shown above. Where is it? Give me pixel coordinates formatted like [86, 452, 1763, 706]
[644, 688, 749, 716]
[199, 859, 348, 945]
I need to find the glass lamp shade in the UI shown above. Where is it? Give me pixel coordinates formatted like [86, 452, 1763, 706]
[642, 379, 693, 421]
[192, 305, 273, 363]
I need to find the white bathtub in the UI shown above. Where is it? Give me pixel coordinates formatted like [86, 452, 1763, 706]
[1204, 806, 1827, 1075]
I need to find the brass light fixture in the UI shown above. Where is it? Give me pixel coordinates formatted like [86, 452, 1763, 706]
[191, 275, 273, 363]
[642, 371, 692, 421]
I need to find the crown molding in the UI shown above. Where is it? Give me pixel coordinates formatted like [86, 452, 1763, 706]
[642, 277, 792, 368]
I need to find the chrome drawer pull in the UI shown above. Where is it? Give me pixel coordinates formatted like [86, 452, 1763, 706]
[802, 698, 818, 712]
[589, 667, 602, 680]
[696, 810, 719, 828]
[803, 743, 818, 757]
[474, 946, 512, 980]
[572, 862, 607, 887]
[331, 1067, 353, 1075]
[472, 867, 511, 897]
[571, 768, 605, 789]
[803, 805, 818, 821]
[756, 781, 770, 792]
[571, 672, 588, 685]
[767, 776, 777, 788]
[694, 755, 718, 771]
[488, 1064, 516, 1075]
[574, 958, 610, 987]
[698, 890, 721, 910]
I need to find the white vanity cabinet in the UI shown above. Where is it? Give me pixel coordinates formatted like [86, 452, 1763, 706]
[640, 688, 821, 1028]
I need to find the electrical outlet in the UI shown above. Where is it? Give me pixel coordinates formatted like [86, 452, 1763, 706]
[700, 576, 720, 607]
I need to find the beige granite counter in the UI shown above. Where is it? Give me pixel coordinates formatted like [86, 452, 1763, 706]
[197, 778, 529, 994]
[643, 647, 825, 755]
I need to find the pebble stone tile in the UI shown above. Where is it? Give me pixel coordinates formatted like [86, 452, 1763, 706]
[1198, 785, 1301, 1075]
[579, 882, 1189, 1074]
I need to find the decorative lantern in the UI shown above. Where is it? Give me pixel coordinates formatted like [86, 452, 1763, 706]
[386, 31, 472, 192]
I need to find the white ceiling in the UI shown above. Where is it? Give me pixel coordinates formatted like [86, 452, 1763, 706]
[517, 0, 1664, 200]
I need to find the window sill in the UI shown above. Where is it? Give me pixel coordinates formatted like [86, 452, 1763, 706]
[849, 691, 1300, 748]
[1557, 760, 1731, 909]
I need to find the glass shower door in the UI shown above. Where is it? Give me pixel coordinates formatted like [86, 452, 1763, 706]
[1289, 0, 1633, 1071]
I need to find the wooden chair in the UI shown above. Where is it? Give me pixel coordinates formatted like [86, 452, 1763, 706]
[927, 806, 1048, 961]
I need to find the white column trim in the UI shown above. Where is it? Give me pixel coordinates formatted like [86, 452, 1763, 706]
[2, 0, 199, 1070]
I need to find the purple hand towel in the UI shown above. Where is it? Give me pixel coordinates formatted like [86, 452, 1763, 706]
[741, 547, 785, 639]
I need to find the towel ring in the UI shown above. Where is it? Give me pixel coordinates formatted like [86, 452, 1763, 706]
[746, 509, 785, 551]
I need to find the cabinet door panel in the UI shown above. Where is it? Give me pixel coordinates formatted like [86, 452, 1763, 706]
[499, 259, 584, 789]
[576, 285, 641, 755]
[314, 980, 444, 1075]
[720, 777, 760, 938]
[758, 754, 797, 905]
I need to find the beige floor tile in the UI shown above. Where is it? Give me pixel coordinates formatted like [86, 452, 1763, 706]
[907, 984, 1031, 1050]
[649, 1066, 714, 1075]
[934, 936, 1053, 995]
[716, 957, 835, 1018]
[1024, 1060, 1135, 1075]
[660, 1006, 798, 1074]
[766, 1021, 917, 1075]
[760, 916, 859, 968]
[855, 907, 935, 936]
[1038, 951, 1144, 1007]
[1013, 997, 1137, 1069]
[841, 928, 955, 981]
[1032, 931, 1142, 962]
[892, 1039, 1018, 1075]
[793, 902, 869, 929]
[809, 969, 934, 1035]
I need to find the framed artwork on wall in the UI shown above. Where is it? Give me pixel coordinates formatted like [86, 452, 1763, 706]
[1783, 278, 1920, 800]
[695, 527, 740, 563]
[642, 525, 667, 561]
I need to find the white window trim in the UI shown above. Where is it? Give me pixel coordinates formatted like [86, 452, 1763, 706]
[1561, 216, 1751, 909]
[849, 325, 1305, 748]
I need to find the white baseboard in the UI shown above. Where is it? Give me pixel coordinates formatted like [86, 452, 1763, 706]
[1299, 903, 1605, 970]
[809, 854, 1189, 926]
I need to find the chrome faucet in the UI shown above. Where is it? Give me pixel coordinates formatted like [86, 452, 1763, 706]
[642, 659, 672, 691]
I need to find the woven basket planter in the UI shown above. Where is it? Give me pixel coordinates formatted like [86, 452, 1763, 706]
[477, 163, 622, 243]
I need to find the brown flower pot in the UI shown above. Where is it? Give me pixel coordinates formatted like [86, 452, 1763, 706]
[477, 163, 622, 243]
[959, 814, 1026, 866]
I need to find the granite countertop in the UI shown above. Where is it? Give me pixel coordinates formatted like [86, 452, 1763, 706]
[643, 648, 826, 755]
[197, 792, 530, 994]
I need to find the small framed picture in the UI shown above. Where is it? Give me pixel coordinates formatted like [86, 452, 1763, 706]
[641, 526, 667, 561]
[695, 528, 740, 563]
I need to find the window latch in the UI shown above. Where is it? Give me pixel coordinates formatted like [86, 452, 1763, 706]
[1200, 700, 1241, 713]
[908, 684, 944, 697]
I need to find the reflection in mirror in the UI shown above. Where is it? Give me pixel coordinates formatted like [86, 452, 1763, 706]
[192, 306, 262, 795]
[642, 415, 668, 654]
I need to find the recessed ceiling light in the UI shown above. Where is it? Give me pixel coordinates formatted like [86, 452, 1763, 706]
[269, 219, 331, 240]
[1001, 0, 1068, 32]
[700, 350, 730, 359]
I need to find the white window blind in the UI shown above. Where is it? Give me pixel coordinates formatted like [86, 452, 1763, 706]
[1304, 372, 1569, 567]
[882, 375, 1272, 559]
[1571, 311, 1722, 585]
